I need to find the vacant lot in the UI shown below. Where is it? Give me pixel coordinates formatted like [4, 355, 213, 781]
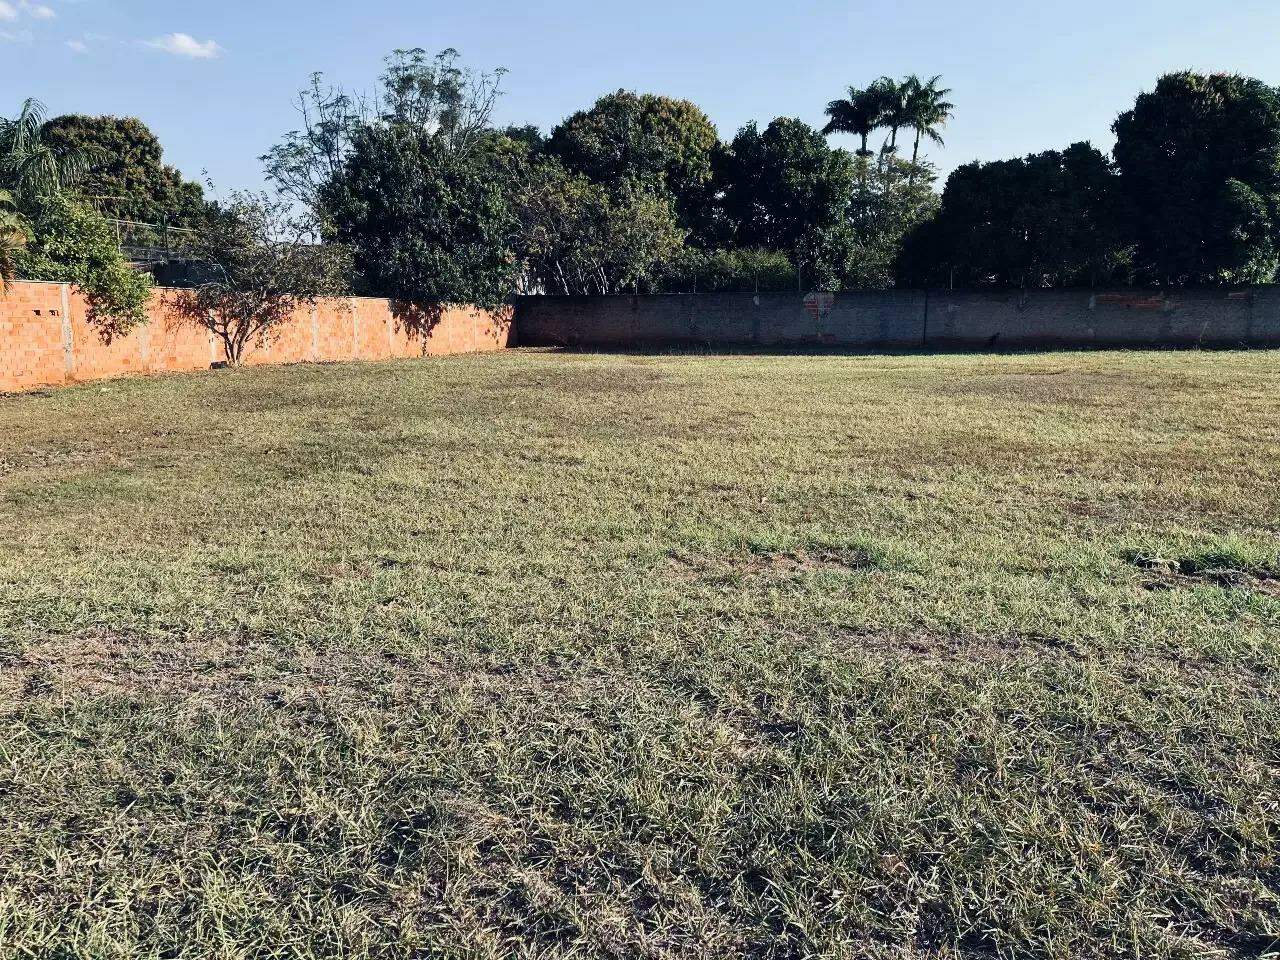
[1, 348, 1277, 959]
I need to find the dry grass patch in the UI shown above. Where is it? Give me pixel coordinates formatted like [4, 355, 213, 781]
[0, 348, 1278, 959]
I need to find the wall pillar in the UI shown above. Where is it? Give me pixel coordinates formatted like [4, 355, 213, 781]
[59, 284, 73, 382]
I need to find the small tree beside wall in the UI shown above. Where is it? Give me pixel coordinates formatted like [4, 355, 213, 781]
[175, 193, 352, 365]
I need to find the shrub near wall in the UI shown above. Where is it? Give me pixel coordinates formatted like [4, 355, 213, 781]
[0, 281, 512, 393]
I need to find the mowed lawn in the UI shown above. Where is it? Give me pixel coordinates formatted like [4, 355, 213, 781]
[1, 348, 1278, 960]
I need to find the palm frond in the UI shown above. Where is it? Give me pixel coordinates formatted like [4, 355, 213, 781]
[9, 99, 47, 154]
[0, 99, 88, 202]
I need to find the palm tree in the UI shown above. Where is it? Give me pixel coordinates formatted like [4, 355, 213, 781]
[822, 86, 884, 157]
[904, 75, 955, 166]
[874, 77, 912, 154]
[0, 189, 28, 288]
[0, 99, 86, 204]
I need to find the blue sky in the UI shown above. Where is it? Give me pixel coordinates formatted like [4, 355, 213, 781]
[6, 0, 1280, 201]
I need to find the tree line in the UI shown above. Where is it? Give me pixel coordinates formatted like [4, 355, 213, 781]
[4, 56, 1280, 359]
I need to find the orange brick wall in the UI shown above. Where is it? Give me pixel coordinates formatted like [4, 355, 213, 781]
[0, 282, 65, 391]
[0, 281, 512, 393]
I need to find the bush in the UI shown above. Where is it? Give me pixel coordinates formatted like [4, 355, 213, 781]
[172, 192, 352, 364]
[15, 193, 151, 339]
[655, 247, 795, 293]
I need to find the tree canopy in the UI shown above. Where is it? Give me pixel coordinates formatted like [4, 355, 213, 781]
[898, 143, 1131, 289]
[322, 126, 525, 307]
[518, 155, 684, 296]
[29, 55, 1280, 313]
[549, 91, 719, 238]
[41, 115, 208, 227]
[719, 118, 855, 253]
[1113, 71, 1280, 286]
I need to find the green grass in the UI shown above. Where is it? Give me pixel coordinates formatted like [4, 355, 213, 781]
[1, 348, 1278, 959]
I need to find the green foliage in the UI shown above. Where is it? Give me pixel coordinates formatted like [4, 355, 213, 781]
[0, 188, 26, 286]
[379, 47, 508, 152]
[322, 126, 523, 307]
[174, 193, 352, 364]
[898, 143, 1131, 288]
[0, 99, 86, 205]
[654, 246, 795, 293]
[870, 76, 913, 153]
[500, 124, 546, 154]
[901, 75, 954, 166]
[264, 49, 507, 238]
[15, 192, 151, 338]
[823, 85, 889, 157]
[549, 91, 719, 236]
[519, 156, 685, 295]
[719, 118, 856, 254]
[831, 155, 940, 289]
[261, 74, 369, 235]
[41, 115, 208, 227]
[1113, 71, 1280, 285]
[717, 117, 869, 287]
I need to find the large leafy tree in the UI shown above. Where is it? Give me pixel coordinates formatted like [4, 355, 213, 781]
[718, 118, 879, 291]
[718, 118, 856, 255]
[548, 91, 718, 238]
[322, 125, 525, 307]
[838, 155, 940, 288]
[40, 115, 207, 226]
[897, 142, 1131, 289]
[264, 48, 506, 237]
[518, 156, 684, 295]
[1113, 71, 1280, 285]
[380, 47, 507, 150]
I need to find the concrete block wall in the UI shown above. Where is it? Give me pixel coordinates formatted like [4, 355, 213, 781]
[516, 287, 1280, 351]
[0, 281, 512, 393]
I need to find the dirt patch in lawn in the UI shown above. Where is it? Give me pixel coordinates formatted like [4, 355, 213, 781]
[1125, 550, 1280, 598]
[0, 633, 446, 711]
[666, 547, 889, 581]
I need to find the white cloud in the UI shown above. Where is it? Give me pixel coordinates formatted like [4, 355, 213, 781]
[144, 31, 221, 59]
[0, 28, 33, 42]
[1, 1, 55, 19]
[65, 37, 85, 52]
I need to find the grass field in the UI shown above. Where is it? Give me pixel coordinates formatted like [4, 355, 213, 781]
[1, 348, 1278, 959]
